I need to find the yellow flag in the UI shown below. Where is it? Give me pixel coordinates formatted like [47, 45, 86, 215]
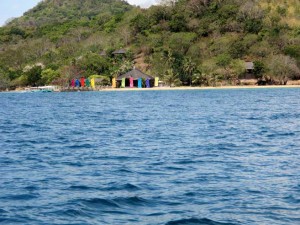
[112, 78, 117, 88]
[91, 78, 95, 89]
[155, 77, 159, 87]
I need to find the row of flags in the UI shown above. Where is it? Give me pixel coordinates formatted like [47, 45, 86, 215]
[70, 77, 159, 88]
[70, 78, 95, 88]
[120, 77, 151, 88]
[120, 77, 159, 88]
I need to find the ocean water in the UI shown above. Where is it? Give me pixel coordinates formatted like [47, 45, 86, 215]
[0, 88, 299, 225]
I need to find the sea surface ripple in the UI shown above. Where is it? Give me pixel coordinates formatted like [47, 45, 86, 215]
[0, 88, 299, 225]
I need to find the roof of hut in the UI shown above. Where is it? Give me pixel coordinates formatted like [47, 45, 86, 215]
[245, 61, 254, 70]
[112, 49, 127, 55]
[117, 68, 154, 81]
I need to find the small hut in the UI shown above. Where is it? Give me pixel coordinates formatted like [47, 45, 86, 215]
[243, 61, 255, 79]
[116, 68, 154, 88]
[245, 61, 254, 72]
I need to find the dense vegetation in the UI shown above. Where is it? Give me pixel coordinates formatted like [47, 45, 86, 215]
[0, 0, 300, 89]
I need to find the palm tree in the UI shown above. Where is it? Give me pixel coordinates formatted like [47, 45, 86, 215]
[164, 68, 181, 87]
[183, 57, 196, 86]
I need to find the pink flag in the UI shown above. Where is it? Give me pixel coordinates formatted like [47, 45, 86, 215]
[71, 79, 75, 88]
[130, 77, 134, 88]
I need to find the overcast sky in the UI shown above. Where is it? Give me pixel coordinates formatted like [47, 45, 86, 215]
[0, 0, 157, 26]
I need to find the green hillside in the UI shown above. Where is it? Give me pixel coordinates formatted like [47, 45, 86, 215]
[0, 0, 299, 89]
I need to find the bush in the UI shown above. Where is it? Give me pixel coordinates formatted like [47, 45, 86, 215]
[41, 69, 60, 84]
[25, 65, 43, 86]
[253, 61, 266, 79]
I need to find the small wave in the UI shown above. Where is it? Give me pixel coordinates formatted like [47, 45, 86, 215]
[293, 184, 300, 192]
[69, 185, 95, 190]
[147, 212, 165, 216]
[81, 198, 120, 208]
[284, 195, 300, 204]
[165, 218, 236, 225]
[103, 183, 140, 191]
[63, 161, 84, 167]
[1, 194, 38, 201]
[246, 116, 261, 120]
[163, 201, 182, 206]
[266, 132, 295, 138]
[0, 216, 36, 224]
[270, 113, 299, 120]
[0, 218, 25, 223]
[67, 143, 93, 149]
[80, 196, 150, 209]
[20, 123, 34, 128]
[117, 168, 134, 173]
[165, 166, 186, 171]
[113, 196, 149, 206]
[246, 189, 262, 194]
[123, 183, 140, 191]
[185, 192, 196, 196]
[150, 161, 165, 166]
[63, 208, 89, 217]
[174, 160, 196, 165]
[0, 209, 7, 214]
[111, 155, 140, 160]
[117, 183, 141, 191]
[0, 157, 14, 164]
[24, 185, 39, 191]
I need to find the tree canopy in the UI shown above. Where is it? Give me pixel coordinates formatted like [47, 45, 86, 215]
[0, 0, 299, 89]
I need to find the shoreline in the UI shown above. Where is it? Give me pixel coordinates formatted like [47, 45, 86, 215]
[2, 85, 300, 93]
[99, 85, 300, 92]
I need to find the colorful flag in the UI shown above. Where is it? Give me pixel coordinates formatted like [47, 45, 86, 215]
[155, 77, 159, 87]
[138, 78, 142, 88]
[80, 77, 85, 87]
[75, 79, 80, 87]
[91, 78, 95, 89]
[121, 78, 125, 88]
[85, 78, 90, 87]
[112, 78, 116, 88]
[130, 77, 134, 88]
[146, 78, 150, 88]
[71, 79, 75, 88]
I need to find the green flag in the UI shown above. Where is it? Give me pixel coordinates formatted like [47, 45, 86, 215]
[121, 78, 125, 88]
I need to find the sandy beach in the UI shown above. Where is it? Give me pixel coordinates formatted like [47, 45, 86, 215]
[99, 85, 300, 92]
[3, 84, 300, 93]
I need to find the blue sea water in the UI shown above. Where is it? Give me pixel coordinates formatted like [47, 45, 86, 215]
[0, 88, 300, 225]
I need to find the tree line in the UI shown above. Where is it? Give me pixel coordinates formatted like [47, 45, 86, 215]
[0, 0, 299, 90]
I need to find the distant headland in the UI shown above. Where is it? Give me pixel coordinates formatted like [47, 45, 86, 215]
[0, 0, 299, 92]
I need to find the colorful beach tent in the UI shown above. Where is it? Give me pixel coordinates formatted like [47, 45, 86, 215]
[116, 68, 154, 88]
[91, 78, 95, 89]
[129, 77, 134, 88]
[138, 78, 142, 88]
[75, 79, 80, 87]
[85, 78, 90, 87]
[121, 78, 126, 88]
[155, 77, 159, 87]
[146, 78, 150, 88]
[71, 79, 75, 88]
[112, 78, 116, 88]
[80, 78, 85, 87]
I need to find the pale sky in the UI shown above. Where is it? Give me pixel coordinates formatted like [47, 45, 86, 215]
[0, 0, 157, 26]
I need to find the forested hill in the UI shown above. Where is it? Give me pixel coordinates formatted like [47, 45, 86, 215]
[9, 0, 132, 28]
[0, 0, 300, 89]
